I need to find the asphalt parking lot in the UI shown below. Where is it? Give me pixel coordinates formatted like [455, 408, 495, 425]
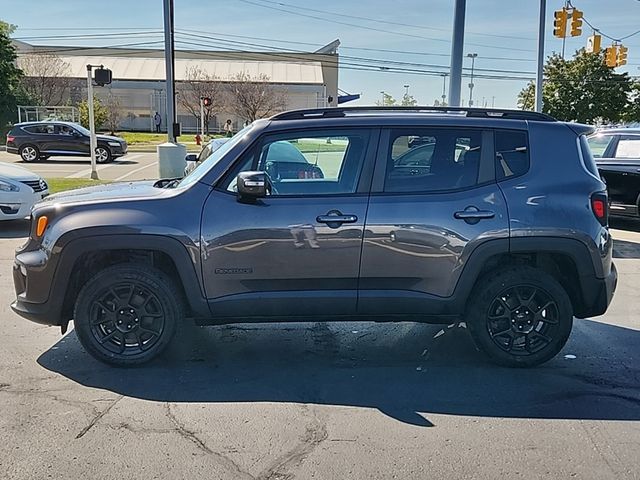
[0, 150, 161, 182]
[0, 221, 639, 479]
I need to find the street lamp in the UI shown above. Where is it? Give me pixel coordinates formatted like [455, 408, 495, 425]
[380, 90, 386, 105]
[466, 53, 478, 107]
[403, 84, 410, 96]
[440, 73, 448, 105]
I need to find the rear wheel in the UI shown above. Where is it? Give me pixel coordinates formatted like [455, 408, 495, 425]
[19, 145, 39, 162]
[95, 146, 112, 163]
[74, 265, 183, 366]
[466, 266, 573, 367]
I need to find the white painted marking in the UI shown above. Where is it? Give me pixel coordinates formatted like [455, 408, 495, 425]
[65, 154, 145, 179]
[113, 161, 158, 182]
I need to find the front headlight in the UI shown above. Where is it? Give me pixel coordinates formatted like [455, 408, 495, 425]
[0, 179, 19, 192]
[108, 141, 121, 147]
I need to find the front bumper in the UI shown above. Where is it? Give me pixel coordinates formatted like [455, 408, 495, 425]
[0, 188, 49, 220]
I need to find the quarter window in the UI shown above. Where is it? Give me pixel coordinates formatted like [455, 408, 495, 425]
[495, 130, 529, 180]
[587, 134, 614, 158]
[223, 130, 370, 196]
[384, 129, 482, 193]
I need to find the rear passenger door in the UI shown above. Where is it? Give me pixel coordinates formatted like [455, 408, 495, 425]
[359, 126, 510, 316]
[597, 135, 640, 212]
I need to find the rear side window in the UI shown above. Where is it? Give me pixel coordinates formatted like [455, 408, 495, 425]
[587, 134, 614, 158]
[495, 130, 529, 180]
[384, 128, 482, 193]
[614, 137, 640, 158]
[23, 124, 55, 134]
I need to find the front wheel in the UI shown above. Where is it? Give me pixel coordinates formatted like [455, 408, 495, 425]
[466, 266, 573, 368]
[95, 146, 112, 163]
[74, 265, 183, 366]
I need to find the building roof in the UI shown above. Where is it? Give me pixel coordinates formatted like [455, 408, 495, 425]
[17, 54, 326, 85]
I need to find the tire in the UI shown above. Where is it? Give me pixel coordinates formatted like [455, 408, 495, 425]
[73, 264, 183, 366]
[95, 146, 112, 163]
[19, 144, 39, 162]
[465, 266, 573, 368]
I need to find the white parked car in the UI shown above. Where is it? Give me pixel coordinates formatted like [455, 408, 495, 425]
[0, 162, 49, 220]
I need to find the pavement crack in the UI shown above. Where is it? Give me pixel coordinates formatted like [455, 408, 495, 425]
[75, 395, 123, 439]
[164, 402, 255, 480]
[257, 404, 328, 480]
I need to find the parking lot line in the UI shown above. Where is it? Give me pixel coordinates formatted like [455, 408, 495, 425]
[113, 161, 159, 181]
[65, 154, 144, 179]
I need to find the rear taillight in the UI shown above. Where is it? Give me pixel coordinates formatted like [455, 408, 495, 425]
[591, 191, 608, 226]
[6, 135, 14, 143]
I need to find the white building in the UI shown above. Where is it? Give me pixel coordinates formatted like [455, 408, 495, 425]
[14, 40, 339, 133]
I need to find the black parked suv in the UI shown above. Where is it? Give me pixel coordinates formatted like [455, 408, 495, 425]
[6, 121, 127, 163]
[11, 107, 617, 367]
[588, 128, 640, 218]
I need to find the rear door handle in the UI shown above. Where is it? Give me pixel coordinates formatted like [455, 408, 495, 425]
[317, 214, 358, 224]
[454, 207, 495, 224]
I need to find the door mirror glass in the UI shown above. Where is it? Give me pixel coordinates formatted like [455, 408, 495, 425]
[185, 153, 198, 163]
[237, 171, 268, 200]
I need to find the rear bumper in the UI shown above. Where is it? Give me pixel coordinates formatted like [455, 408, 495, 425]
[575, 262, 617, 318]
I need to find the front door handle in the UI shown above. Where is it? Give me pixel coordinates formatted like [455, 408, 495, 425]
[454, 206, 495, 224]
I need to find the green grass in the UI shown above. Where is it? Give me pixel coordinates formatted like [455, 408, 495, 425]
[118, 132, 225, 152]
[46, 178, 111, 194]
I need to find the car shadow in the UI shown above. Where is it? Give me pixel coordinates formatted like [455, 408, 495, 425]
[38, 319, 640, 427]
[0, 219, 30, 238]
[24, 159, 140, 166]
[613, 239, 640, 259]
[611, 217, 640, 233]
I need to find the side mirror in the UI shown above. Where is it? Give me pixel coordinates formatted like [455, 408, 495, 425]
[185, 153, 198, 162]
[237, 171, 268, 200]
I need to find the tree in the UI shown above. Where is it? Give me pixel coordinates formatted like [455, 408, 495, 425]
[0, 20, 25, 128]
[517, 49, 631, 124]
[177, 66, 224, 134]
[78, 95, 108, 130]
[375, 92, 396, 106]
[401, 93, 417, 106]
[622, 82, 640, 124]
[227, 72, 287, 122]
[18, 52, 71, 106]
[104, 92, 122, 134]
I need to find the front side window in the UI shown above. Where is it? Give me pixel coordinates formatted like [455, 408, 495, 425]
[224, 129, 370, 196]
[24, 124, 55, 135]
[384, 128, 482, 193]
[614, 137, 640, 159]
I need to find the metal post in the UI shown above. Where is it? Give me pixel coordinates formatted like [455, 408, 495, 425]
[86, 65, 98, 180]
[448, 0, 466, 107]
[404, 84, 410, 96]
[467, 53, 478, 106]
[535, 0, 546, 112]
[441, 74, 447, 105]
[199, 97, 204, 138]
[163, 0, 177, 143]
[380, 90, 385, 105]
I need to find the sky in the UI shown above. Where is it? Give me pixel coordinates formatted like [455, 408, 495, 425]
[2, 0, 640, 107]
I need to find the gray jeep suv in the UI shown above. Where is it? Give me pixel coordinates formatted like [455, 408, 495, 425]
[11, 107, 617, 367]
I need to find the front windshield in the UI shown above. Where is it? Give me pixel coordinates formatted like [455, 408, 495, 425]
[70, 123, 91, 136]
[178, 123, 255, 188]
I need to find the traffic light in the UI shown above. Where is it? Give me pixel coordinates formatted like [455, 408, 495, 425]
[616, 45, 628, 66]
[202, 97, 212, 107]
[553, 8, 568, 38]
[605, 46, 618, 68]
[586, 34, 601, 53]
[570, 8, 583, 37]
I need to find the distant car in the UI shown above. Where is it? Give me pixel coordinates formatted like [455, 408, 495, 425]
[184, 137, 230, 176]
[588, 129, 640, 218]
[0, 162, 49, 220]
[5, 121, 127, 163]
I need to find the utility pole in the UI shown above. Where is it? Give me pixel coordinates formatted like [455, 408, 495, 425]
[86, 65, 98, 180]
[163, 0, 177, 143]
[199, 97, 205, 139]
[448, 0, 466, 107]
[467, 53, 478, 106]
[535, 0, 546, 112]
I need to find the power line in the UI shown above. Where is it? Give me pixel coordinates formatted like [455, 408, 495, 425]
[567, 1, 640, 42]
[235, 0, 536, 53]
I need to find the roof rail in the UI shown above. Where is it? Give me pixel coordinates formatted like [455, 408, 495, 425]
[271, 106, 556, 122]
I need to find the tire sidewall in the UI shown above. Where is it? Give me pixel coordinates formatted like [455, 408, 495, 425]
[74, 266, 181, 366]
[95, 146, 112, 163]
[20, 144, 39, 162]
[466, 266, 573, 368]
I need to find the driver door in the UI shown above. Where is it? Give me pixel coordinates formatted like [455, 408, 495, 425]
[200, 128, 377, 319]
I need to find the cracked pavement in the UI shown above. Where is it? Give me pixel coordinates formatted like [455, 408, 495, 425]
[1, 223, 640, 479]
